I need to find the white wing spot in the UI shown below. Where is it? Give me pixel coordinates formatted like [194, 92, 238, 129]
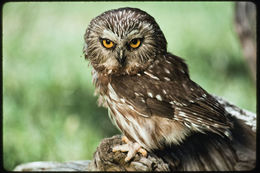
[214, 123, 219, 127]
[191, 123, 199, 128]
[148, 92, 153, 98]
[144, 71, 160, 80]
[162, 89, 167, 95]
[134, 92, 140, 96]
[165, 60, 171, 64]
[155, 94, 162, 101]
[120, 98, 126, 103]
[164, 68, 170, 74]
[197, 119, 202, 123]
[179, 111, 187, 117]
[202, 94, 207, 98]
[164, 77, 171, 81]
[141, 98, 146, 103]
[137, 73, 141, 76]
[184, 118, 190, 122]
[169, 101, 174, 105]
[128, 105, 134, 110]
[184, 122, 192, 128]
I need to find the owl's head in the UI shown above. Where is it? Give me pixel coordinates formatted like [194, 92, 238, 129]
[84, 7, 167, 75]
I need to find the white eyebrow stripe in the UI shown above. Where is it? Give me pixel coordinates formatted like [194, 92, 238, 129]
[127, 29, 139, 36]
[102, 29, 119, 41]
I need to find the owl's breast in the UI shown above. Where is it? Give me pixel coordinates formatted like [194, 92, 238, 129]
[102, 82, 160, 150]
[102, 81, 190, 150]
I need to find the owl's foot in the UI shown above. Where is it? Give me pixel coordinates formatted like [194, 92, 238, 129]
[112, 136, 147, 162]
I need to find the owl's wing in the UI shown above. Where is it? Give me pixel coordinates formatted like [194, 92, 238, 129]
[110, 55, 232, 137]
[171, 80, 233, 136]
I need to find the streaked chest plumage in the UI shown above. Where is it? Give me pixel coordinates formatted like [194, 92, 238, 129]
[104, 82, 190, 150]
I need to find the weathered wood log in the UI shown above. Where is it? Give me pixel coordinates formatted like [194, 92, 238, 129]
[13, 96, 256, 171]
[13, 160, 92, 171]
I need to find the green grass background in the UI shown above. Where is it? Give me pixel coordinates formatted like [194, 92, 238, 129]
[3, 2, 256, 170]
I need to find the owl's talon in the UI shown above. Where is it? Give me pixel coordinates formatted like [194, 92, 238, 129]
[112, 144, 129, 152]
[138, 148, 147, 157]
[122, 136, 129, 143]
[113, 136, 148, 162]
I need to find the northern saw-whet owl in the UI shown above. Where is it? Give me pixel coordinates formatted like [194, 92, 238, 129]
[84, 7, 235, 164]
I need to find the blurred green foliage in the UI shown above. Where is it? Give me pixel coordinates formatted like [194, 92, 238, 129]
[3, 2, 256, 170]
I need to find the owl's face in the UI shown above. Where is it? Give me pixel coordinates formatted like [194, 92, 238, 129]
[84, 7, 167, 75]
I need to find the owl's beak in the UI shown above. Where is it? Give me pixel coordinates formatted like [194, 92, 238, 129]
[117, 50, 126, 65]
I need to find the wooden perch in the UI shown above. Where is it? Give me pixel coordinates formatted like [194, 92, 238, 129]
[13, 95, 256, 171]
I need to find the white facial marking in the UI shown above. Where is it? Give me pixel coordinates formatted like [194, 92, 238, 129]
[103, 29, 119, 41]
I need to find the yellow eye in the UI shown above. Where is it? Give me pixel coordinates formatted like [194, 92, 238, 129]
[102, 39, 114, 49]
[130, 38, 141, 49]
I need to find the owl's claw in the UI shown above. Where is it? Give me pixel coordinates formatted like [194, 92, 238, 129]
[122, 136, 129, 143]
[112, 136, 147, 162]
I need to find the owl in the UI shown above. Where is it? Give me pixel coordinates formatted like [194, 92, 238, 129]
[84, 7, 234, 163]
